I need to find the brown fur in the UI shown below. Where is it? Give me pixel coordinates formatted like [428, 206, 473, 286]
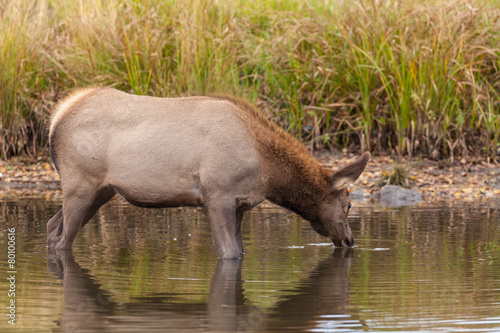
[208, 95, 330, 219]
[47, 88, 370, 258]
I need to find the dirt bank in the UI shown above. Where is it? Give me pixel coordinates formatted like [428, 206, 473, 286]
[1, 153, 499, 202]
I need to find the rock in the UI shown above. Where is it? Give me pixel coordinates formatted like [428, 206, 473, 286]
[378, 185, 422, 207]
[350, 189, 370, 202]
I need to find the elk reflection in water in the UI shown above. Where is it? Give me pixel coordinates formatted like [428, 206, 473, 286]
[1, 199, 499, 332]
[47, 248, 354, 332]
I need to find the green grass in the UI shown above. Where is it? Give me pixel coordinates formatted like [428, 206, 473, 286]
[1, 0, 499, 160]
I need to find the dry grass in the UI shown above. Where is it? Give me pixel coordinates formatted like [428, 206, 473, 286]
[376, 163, 413, 189]
[1, 0, 499, 161]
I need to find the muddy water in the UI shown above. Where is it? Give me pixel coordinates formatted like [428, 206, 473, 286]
[0, 198, 499, 332]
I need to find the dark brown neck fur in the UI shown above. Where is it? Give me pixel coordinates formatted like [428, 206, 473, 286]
[259, 139, 331, 221]
[209, 95, 331, 221]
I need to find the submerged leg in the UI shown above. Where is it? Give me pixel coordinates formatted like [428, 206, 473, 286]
[47, 210, 64, 247]
[206, 200, 242, 259]
[235, 211, 244, 254]
[48, 185, 115, 250]
[81, 187, 116, 228]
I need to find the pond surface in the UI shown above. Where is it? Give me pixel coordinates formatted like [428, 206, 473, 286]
[0, 197, 499, 332]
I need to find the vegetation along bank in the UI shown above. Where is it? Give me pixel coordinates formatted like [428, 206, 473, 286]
[1, 0, 499, 161]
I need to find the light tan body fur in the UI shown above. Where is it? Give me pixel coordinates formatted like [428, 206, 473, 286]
[47, 88, 370, 258]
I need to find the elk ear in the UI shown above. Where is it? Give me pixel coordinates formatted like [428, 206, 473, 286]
[331, 152, 371, 190]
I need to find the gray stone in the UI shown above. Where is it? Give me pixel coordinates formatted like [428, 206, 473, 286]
[350, 189, 371, 202]
[379, 185, 422, 207]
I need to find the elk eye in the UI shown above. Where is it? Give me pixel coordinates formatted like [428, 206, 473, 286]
[347, 202, 352, 213]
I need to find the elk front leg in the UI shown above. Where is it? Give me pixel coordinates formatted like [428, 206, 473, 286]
[235, 211, 244, 254]
[206, 201, 243, 259]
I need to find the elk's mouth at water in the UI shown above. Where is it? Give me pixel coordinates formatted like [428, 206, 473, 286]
[333, 237, 354, 248]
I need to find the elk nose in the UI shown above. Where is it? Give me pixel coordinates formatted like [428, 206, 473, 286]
[343, 235, 354, 247]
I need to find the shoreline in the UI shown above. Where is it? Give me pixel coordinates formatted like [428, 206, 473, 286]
[1, 153, 499, 203]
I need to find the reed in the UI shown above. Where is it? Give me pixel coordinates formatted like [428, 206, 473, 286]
[1, 0, 499, 160]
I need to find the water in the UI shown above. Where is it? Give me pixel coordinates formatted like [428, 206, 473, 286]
[0, 198, 499, 332]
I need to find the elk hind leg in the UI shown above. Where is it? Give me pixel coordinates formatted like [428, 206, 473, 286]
[49, 185, 115, 250]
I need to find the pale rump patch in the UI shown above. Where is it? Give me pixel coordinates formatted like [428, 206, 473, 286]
[49, 88, 98, 137]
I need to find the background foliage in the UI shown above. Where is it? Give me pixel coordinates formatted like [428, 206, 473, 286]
[1, 0, 499, 160]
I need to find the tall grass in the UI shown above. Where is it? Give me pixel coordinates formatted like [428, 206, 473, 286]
[1, 0, 499, 161]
